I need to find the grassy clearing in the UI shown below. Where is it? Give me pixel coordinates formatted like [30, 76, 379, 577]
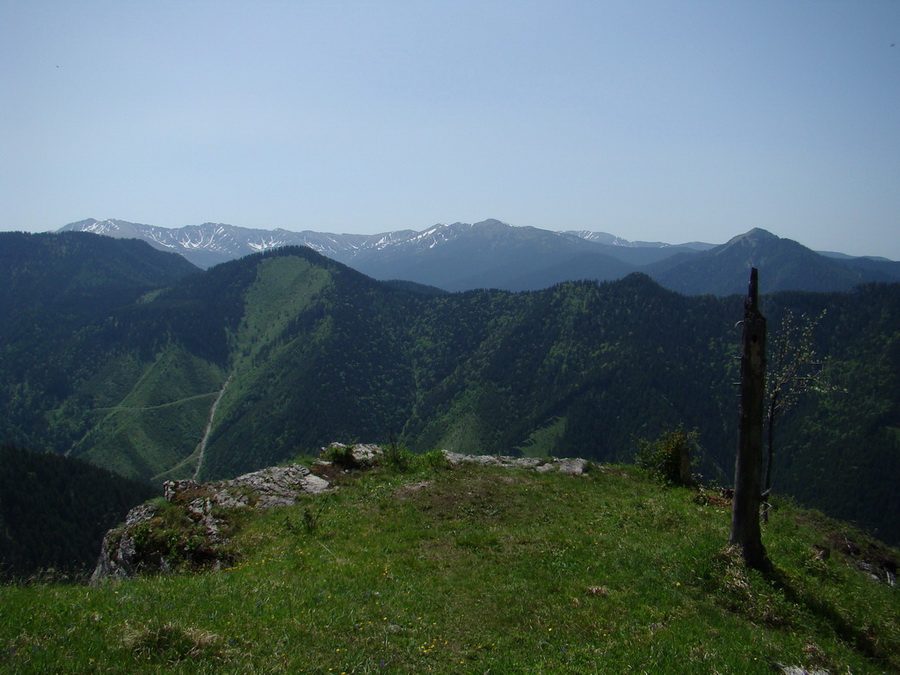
[516, 416, 568, 458]
[1, 460, 897, 673]
[76, 345, 226, 482]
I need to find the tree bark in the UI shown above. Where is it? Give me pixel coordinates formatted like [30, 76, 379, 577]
[729, 268, 770, 570]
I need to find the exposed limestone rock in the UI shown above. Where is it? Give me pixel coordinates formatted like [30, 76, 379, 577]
[210, 464, 331, 508]
[442, 452, 543, 469]
[345, 443, 383, 465]
[318, 442, 384, 469]
[91, 464, 331, 584]
[319, 443, 592, 475]
[90, 502, 160, 583]
[554, 458, 590, 475]
[774, 666, 830, 675]
[164, 479, 199, 501]
[442, 451, 590, 475]
[92, 446, 595, 584]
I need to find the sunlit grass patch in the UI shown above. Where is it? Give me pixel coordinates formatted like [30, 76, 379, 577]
[121, 620, 227, 664]
[1, 458, 897, 673]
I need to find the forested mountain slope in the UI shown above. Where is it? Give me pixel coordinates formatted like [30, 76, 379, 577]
[650, 228, 897, 295]
[0, 232, 199, 447]
[1, 233, 897, 543]
[0, 442, 157, 580]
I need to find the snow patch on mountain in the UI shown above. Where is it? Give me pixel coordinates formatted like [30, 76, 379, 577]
[58, 218, 709, 272]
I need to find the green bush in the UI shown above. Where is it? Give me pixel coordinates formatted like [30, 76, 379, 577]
[635, 427, 698, 485]
[382, 441, 413, 472]
[421, 449, 451, 471]
[320, 443, 359, 469]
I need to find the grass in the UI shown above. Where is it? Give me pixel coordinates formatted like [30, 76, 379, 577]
[76, 345, 227, 482]
[1, 458, 897, 673]
[211, 257, 331, 428]
[516, 415, 568, 458]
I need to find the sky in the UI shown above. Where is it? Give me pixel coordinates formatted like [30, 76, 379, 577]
[1, 1, 899, 258]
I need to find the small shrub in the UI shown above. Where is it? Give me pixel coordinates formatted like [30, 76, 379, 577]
[301, 507, 319, 534]
[283, 495, 331, 536]
[382, 441, 413, 472]
[635, 427, 698, 486]
[127, 501, 239, 573]
[321, 443, 359, 470]
[421, 449, 451, 471]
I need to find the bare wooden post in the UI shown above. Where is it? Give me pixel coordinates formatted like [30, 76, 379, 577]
[729, 268, 770, 569]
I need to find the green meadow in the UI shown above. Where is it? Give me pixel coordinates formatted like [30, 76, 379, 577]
[2, 455, 897, 673]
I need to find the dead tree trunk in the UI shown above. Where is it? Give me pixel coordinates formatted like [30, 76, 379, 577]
[729, 268, 770, 570]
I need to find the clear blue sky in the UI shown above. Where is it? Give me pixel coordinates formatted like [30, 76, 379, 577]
[2, 1, 898, 258]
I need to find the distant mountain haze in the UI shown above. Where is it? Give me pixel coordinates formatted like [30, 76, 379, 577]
[57, 219, 899, 294]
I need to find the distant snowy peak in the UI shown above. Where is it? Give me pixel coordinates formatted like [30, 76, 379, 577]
[65, 218, 146, 237]
[142, 222, 292, 255]
[65, 218, 110, 234]
[58, 218, 706, 269]
[382, 221, 490, 250]
[409, 223, 468, 248]
[60, 220, 311, 267]
[561, 230, 703, 249]
[51, 218, 899, 293]
[60, 219, 521, 267]
[564, 230, 636, 247]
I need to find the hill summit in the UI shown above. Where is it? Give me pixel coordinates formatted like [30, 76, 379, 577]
[2, 445, 898, 672]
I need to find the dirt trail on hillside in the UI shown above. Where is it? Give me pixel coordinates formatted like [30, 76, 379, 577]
[193, 374, 233, 479]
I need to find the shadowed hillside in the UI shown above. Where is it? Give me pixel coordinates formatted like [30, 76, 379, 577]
[0, 442, 157, 580]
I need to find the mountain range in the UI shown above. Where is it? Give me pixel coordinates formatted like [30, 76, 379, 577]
[58, 218, 900, 295]
[2, 230, 898, 544]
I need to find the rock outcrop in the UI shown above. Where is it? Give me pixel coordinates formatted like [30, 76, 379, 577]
[91, 445, 594, 584]
[442, 451, 591, 475]
[91, 463, 331, 584]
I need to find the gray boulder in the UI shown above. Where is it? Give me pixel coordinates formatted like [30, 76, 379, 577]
[91, 464, 330, 583]
[442, 451, 590, 475]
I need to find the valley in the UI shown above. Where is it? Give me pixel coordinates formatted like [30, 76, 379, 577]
[1, 230, 898, 546]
